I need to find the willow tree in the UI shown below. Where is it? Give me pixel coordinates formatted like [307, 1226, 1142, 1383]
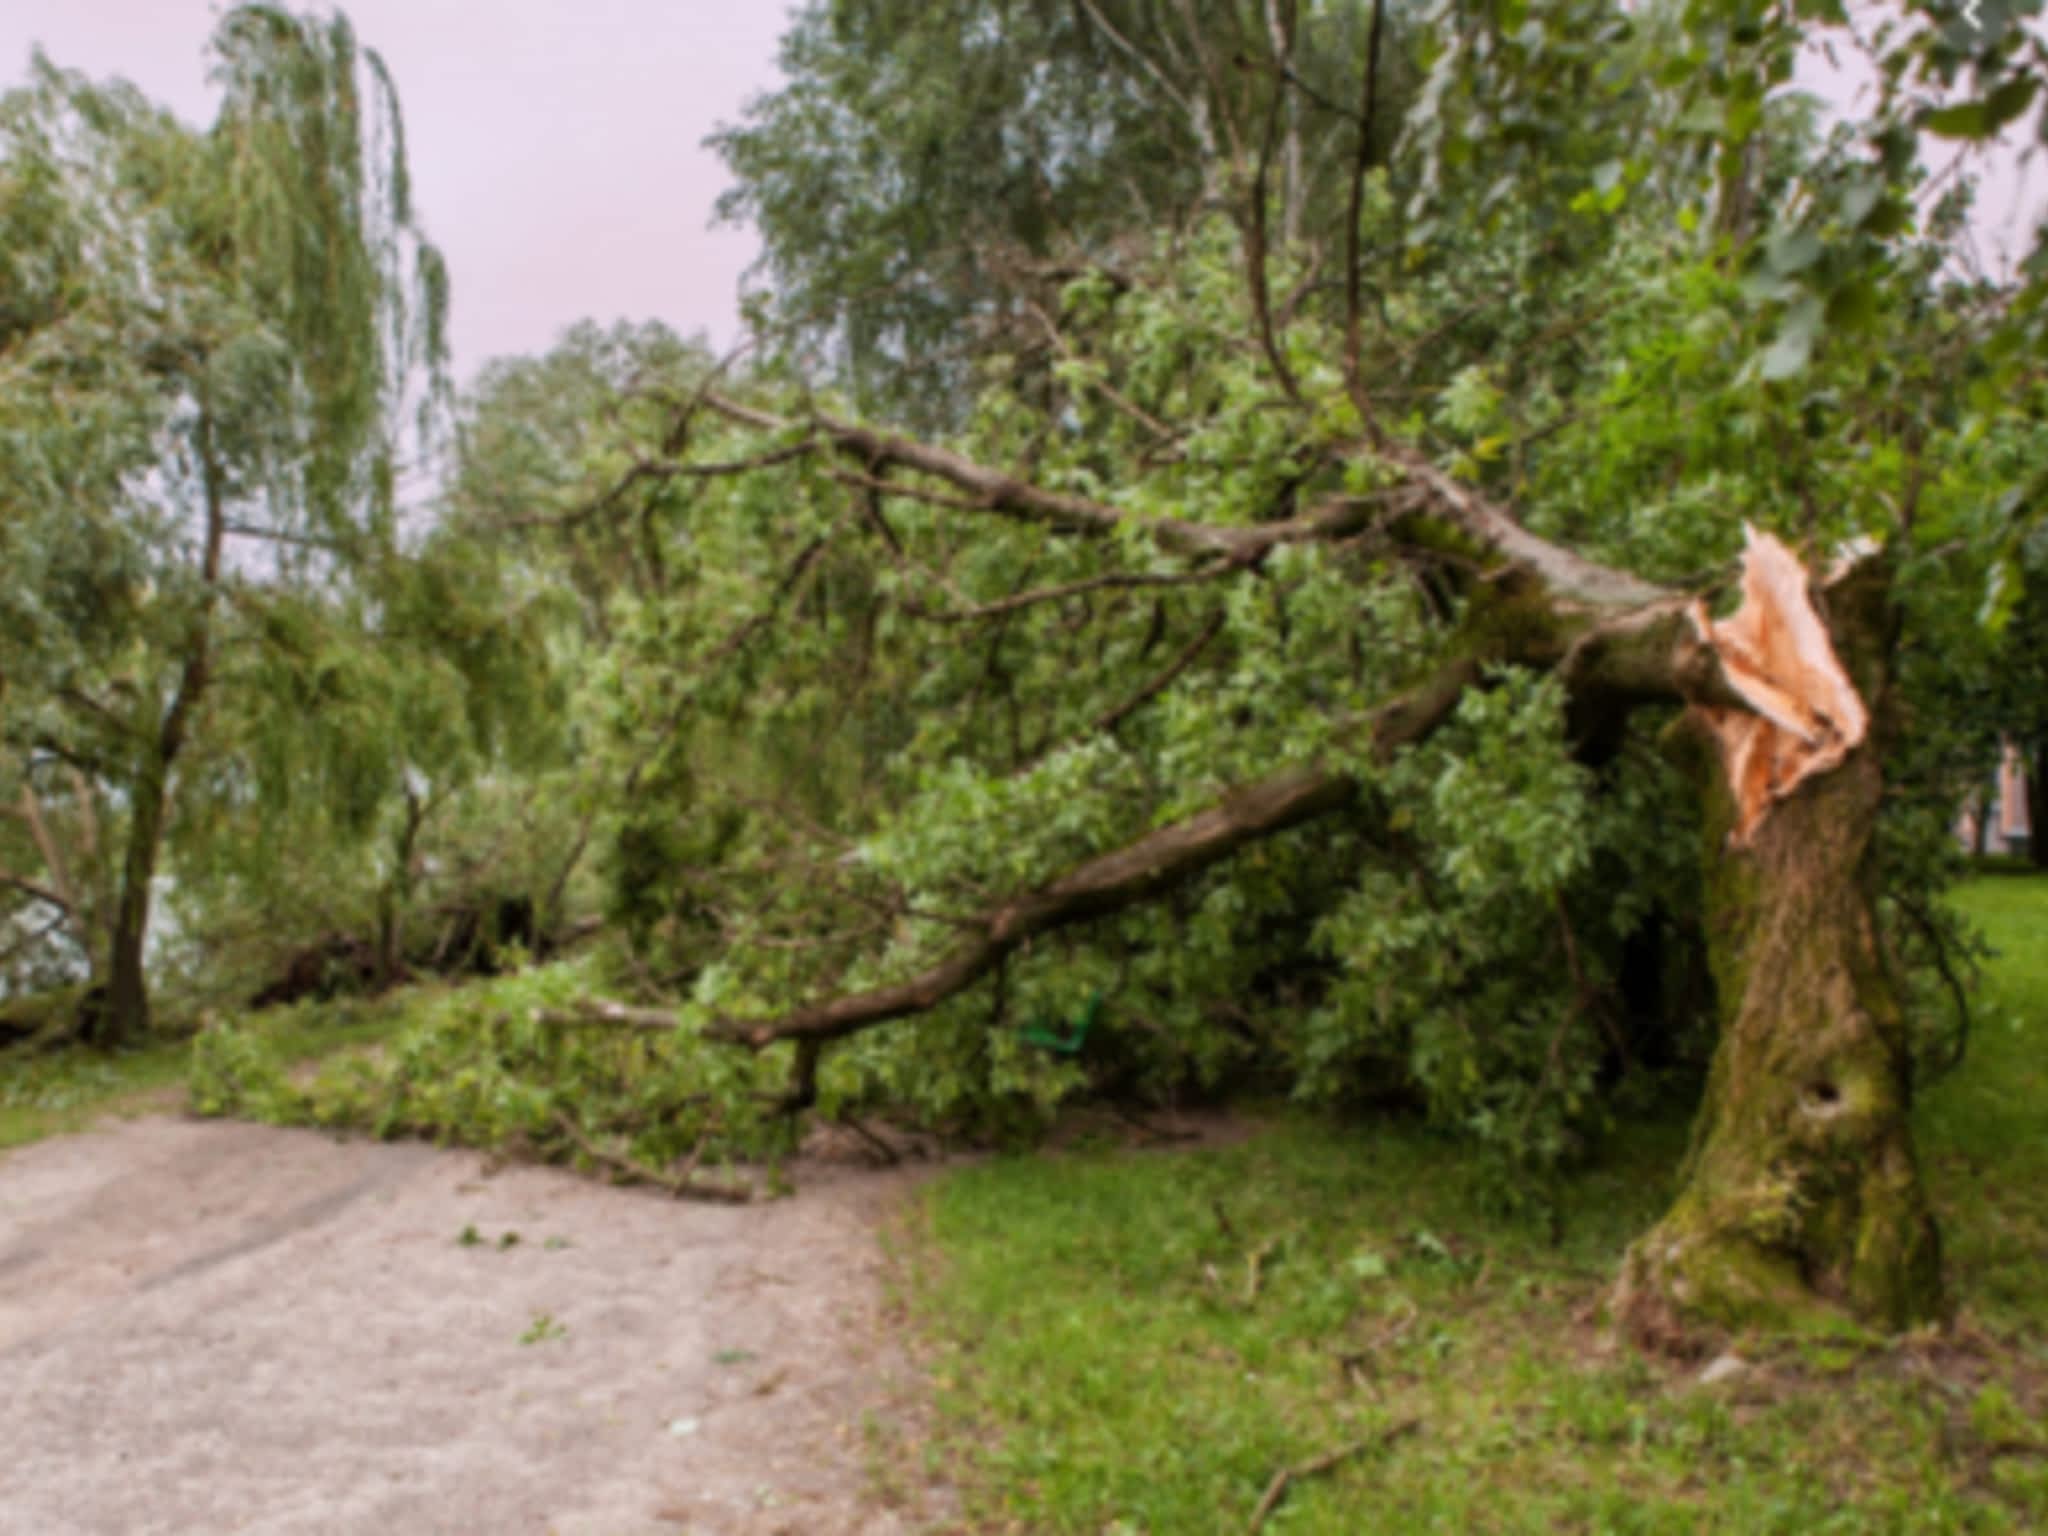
[0, 6, 447, 1043]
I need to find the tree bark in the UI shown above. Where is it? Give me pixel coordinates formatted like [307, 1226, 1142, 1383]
[97, 406, 227, 1047]
[1616, 564, 1942, 1340]
[376, 785, 427, 990]
[100, 757, 169, 1045]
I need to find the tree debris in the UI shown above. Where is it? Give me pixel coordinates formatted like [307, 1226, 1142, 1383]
[1246, 1418, 1421, 1532]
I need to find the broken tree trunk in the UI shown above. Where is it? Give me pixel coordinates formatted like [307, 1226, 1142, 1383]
[1616, 546, 1942, 1340]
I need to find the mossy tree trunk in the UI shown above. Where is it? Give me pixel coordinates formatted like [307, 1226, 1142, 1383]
[1617, 567, 1943, 1341]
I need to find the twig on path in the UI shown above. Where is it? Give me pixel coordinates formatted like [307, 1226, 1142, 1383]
[836, 1114, 904, 1167]
[551, 1113, 753, 1204]
[1245, 1418, 1421, 1533]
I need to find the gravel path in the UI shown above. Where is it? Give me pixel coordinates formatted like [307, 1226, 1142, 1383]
[0, 1116, 942, 1535]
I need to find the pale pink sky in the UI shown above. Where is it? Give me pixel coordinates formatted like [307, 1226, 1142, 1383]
[6, 5, 2038, 388]
[2, 1, 794, 382]
[1795, 21, 2045, 283]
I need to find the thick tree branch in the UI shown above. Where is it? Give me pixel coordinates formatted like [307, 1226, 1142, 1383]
[704, 392, 1667, 610]
[12, 783, 77, 919]
[704, 655, 1482, 1050]
[700, 571, 1749, 1057]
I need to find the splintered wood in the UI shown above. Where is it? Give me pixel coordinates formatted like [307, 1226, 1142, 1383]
[1689, 527, 1869, 847]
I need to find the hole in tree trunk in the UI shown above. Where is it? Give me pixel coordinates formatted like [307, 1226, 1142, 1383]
[1803, 1079, 1842, 1112]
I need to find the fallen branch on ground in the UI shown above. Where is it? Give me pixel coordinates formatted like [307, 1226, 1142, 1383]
[551, 1112, 753, 1204]
[1246, 1418, 1421, 1533]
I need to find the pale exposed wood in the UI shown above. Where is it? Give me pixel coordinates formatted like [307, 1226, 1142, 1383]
[1688, 527, 1870, 846]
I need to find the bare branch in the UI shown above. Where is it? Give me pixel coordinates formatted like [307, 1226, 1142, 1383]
[1085, 607, 1229, 738]
[709, 391, 1669, 614]
[551, 1112, 753, 1204]
[1247, 1419, 1421, 1533]
[1344, 0, 1389, 433]
[1076, 0, 1212, 155]
[14, 783, 77, 918]
[1246, 31, 1304, 404]
[0, 869, 73, 914]
[901, 555, 1252, 625]
[1387, 448, 1670, 609]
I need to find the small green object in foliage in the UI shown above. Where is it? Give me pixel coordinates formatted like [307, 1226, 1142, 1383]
[1020, 991, 1102, 1056]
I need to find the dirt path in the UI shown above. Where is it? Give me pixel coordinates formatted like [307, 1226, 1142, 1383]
[0, 1116, 944, 1535]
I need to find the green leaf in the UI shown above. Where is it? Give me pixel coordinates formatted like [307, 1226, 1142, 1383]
[1918, 81, 2035, 142]
[1759, 296, 1825, 381]
[1765, 226, 1823, 277]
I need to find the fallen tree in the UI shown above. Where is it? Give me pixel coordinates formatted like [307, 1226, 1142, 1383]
[436, 0, 2038, 1343]
[667, 398, 1943, 1336]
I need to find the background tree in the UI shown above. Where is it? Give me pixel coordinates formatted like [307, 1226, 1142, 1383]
[0, 7, 448, 1043]
[713, 0, 1413, 420]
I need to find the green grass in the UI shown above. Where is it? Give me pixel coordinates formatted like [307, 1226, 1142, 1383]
[0, 989, 422, 1152]
[1923, 879, 2048, 1333]
[0, 1037, 193, 1149]
[906, 876, 2048, 1533]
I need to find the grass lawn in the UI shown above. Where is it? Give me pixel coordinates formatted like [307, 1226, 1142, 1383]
[904, 876, 2048, 1533]
[0, 1037, 194, 1150]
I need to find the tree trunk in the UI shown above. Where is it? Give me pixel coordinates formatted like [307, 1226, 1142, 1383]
[95, 405, 227, 1048]
[100, 760, 169, 1047]
[376, 786, 426, 990]
[1617, 567, 1942, 1341]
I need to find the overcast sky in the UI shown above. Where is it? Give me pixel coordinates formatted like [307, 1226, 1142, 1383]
[2, 1, 794, 383]
[4, 4, 2038, 390]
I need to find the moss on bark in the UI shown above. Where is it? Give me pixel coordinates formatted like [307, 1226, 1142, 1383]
[1615, 561, 1943, 1344]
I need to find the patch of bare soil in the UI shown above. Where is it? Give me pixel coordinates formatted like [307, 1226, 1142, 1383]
[0, 1116, 949, 1535]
